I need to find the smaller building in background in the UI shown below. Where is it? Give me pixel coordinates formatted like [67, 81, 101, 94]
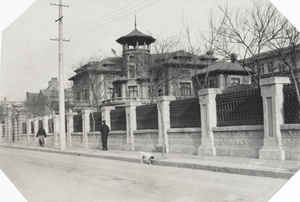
[243, 45, 300, 82]
[194, 60, 253, 91]
[25, 78, 73, 117]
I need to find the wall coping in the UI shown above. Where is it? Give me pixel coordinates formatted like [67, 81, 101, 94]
[213, 125, 264, 132]
[71, 132, 83, 136]
[133, 129, 159, 134]
[281, 124, 300, 130]
[168, 128, 201, 133]
[87, 131, 101, 135]
[198, 88, 221, 96]
[260, 77, 290, 86]
[109, 131, 126, 135]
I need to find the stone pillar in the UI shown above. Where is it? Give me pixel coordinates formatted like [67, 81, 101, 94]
[5, 105, 13, 144]
[259, 77, 290, 160]
[101, 106, 115, 129]
[157, 96, 176, 153]
[13, 103, 24, 143]
[66, 109, 74, 147]
[16, 108, 27, 141]
[82, 109, 91, 148]
[34, 118, 39, 144]
[26, 119, 31, 146]
[124, 101, 140, 151]
[53, 114, 59, 147]
[198, 88, 221, 156]
[0, 123, 3, 142]
[43, 116, 49, 146]
[3, 108, 8, 142]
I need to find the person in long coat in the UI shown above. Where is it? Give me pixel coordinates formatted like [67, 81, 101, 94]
[36, 126, 47, 147]
[100, 120, 110, 151]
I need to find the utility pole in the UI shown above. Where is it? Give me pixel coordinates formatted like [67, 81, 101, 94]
[51, 0, 69, 151]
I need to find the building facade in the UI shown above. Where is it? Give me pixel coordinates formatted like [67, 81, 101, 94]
[194, 61, 253, 91]
[25, 78, 73, 116]
[70, 26, 212, 108]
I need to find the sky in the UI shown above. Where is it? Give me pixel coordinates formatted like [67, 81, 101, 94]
[0, 0, 299, 102]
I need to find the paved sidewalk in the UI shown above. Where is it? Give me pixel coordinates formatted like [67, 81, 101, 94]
[0, 142, 299, 179]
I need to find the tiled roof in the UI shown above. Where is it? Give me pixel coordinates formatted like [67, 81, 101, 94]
[26, 93, 39, 103]
[195, 61, 253, 75]
[151, 50, 208, 66]
[116, 28, 155, 46]
[70, 57, 122, 80]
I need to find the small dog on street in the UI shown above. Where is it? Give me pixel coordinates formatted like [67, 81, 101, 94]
[139, 151, 155, 164]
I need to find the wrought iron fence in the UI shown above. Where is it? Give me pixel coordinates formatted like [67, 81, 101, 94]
[73, 114, 82, 132]
[216, 88, 263, 126]
[170, 98, 201, 128]
[89, 112, 102, 131]
[110, 107, 126, 131]
[284, 83, 300, 124]
[136, 104, 158, 130]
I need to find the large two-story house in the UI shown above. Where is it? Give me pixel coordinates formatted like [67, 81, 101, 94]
[69, 26, 213, 108]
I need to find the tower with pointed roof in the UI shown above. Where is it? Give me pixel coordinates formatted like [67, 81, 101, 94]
[114, 18, 156, 100]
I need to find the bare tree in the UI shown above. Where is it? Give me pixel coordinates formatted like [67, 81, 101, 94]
[183, 16, 222, 92]
[71, 54, 121, 151]
[268, 19, 300, 105]
[210, 0, 287, 87]
[135, 36, 194, 155]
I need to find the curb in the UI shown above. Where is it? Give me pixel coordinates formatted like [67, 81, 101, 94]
[1, 145, 295, 179]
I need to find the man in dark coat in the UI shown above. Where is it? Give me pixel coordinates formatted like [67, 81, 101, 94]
[100, 120, 110, 151]
[36, 126, 47, 147]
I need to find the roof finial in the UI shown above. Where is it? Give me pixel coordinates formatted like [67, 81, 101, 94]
[134, 15, 137, 29]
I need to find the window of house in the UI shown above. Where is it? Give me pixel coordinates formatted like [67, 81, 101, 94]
[231, 78, 240, 85]
[128, 55, 136, 79]
[259, 63, 265, 74]
[83, 77, 87, 84]
[267, 62, 273, 73]
[279, 64, 287, 72]
[209, 79, 215, 87]
[84, 89, 88, 100]
[108, 88, 113, 99]
[128, 64, 136, 79]
[76, 92, 81, 100]
[180, 82, 191, 96]
[106, 75, 114, 81]
[115, 86, 122, 98]
[129, 86, 138, 98]
[129, 55, 135, 62]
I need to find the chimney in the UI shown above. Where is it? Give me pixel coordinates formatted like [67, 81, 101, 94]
[51, 78, 59, 89]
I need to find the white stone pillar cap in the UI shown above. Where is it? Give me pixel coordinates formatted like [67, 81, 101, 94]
[198, 88, 221, 96]
[260, 77, 290, 86]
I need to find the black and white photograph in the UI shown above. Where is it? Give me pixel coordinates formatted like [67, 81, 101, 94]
[1, 0, 300, 201]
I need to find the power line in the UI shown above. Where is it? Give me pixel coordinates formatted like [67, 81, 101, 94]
[22, 0, 161, 76]
[68, 0, 161, 39]
[64, 0, 142, 35]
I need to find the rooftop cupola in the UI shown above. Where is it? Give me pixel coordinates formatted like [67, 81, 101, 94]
[116, 17, 155, 52]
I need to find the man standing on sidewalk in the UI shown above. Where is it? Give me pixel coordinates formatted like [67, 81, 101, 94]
[36, 126, 47, 147]
[100, 120, 109, 151]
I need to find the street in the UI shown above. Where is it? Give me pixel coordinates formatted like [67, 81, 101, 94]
[0, 147, 287, 202]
